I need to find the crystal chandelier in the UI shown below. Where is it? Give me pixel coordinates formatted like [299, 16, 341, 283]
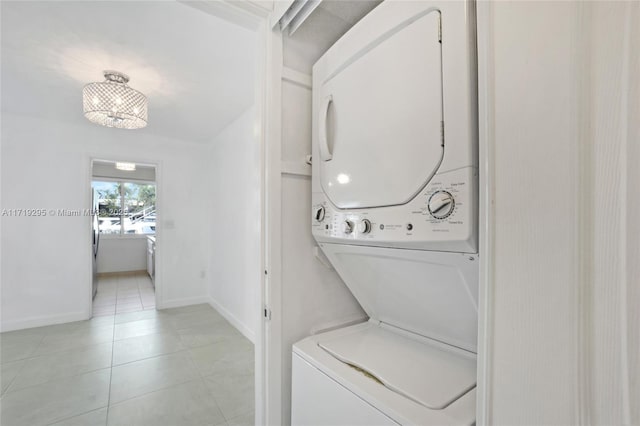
[83, 71, 148, 129]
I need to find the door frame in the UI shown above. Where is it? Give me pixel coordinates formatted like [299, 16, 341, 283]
[86, 157, 162, 316]
[255, 12, 283, 426]
[475, 1, 495, 423]
[177, 2, 277, 424]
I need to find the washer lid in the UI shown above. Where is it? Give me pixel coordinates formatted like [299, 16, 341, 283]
[318, 323, 476, 410]
[319, 244, 479, 353]
[317, 9, 443, 209]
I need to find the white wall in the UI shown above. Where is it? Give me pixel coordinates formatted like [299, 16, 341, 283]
[1, 113, 211, 331]
[478, 2, 639, 424]
[97, 238, 147, 274]
[207, 107, 261, 342]
[275, 65, 365, 426]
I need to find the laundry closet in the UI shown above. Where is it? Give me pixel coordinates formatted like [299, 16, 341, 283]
[260, 1, 639, 425]
[262, 1, 480, 424]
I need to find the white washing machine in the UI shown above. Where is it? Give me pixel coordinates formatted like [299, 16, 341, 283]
[292, 0, 478, 425]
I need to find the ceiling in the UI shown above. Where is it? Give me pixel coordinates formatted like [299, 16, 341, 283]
[282, 0, 382, 74]
[0, 1, 257, 143]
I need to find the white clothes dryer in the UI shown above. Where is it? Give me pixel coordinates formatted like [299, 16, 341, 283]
[293, 0, 478, 424]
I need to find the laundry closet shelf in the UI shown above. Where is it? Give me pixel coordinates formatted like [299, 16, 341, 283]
[281, 160, 311, 177]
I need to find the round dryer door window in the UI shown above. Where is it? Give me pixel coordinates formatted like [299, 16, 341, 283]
[317, 10, 443, 210]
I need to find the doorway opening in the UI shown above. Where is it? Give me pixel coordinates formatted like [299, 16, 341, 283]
[90, 159, 158, 317]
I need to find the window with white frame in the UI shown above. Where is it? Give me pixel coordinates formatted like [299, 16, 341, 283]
[93, 180, 156, 235]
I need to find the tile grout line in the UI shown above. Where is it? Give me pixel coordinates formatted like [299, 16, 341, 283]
[104, 281, 118, 426]
[106, 298, 215, 413]
[8, 338, 113, 364]
[4, 366, 112, 395]
[107, 375, 196, 410]
[109, 332, 246, 412]
[2, 309, 221, 366]
[1, 313, 114, 424]
[108, 315, 202, 405]
[183, 331, 230, 425]
[1, 322, 105, 363]
[136, 275, 144, 311]
[2, 352, 33, 396]
[179, 309, 255, 425]
[43, 406, 108, 426]
[111, 272, 147, 315]
[94, 276, 116, 317]
[112, 344, 187, 368]
[9, 346, 193, 397]
[23, 329, 115, 359]
[3, 331, 49, 394]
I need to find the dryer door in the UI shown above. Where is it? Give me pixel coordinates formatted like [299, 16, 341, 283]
[317, 9, 443, 209]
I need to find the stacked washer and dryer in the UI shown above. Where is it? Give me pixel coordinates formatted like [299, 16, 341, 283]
[291, 1, 478, 425]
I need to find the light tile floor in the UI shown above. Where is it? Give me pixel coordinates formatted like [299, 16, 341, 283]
[93, 272, 156, 317]
[0, 304, 255, 426]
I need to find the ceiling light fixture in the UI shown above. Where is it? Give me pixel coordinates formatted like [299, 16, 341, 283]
[115, 162, 136, 171]
[83, 71, 148, 129]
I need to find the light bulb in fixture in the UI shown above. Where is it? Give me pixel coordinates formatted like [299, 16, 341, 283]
[115, 162, 136, 171]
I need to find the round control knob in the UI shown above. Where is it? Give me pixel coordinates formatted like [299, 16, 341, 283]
[356, 219, 371, 234]
[314, 206, 325, 222]
[428, 191, 455, 219]
[342, 220, 354, 234]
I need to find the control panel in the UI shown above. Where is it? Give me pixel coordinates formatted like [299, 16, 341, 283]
[311, 167, 478, 253]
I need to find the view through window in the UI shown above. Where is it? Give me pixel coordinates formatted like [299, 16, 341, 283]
[93, 180, 156, 235]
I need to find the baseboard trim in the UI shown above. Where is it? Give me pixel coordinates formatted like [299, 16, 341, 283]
[97, 270, 147, 278]
[0, 310, 90, 333]
[158, 295, 210, 310]
[207, 297, 256, 344]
